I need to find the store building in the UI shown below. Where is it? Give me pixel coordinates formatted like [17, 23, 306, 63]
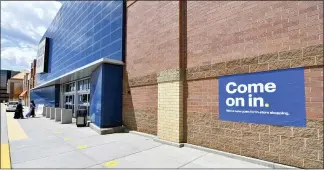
[31, 1, 323, 169]
[31, 1, 124, 128]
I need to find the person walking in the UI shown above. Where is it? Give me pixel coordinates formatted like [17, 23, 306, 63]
[26, 100, 36, 118]
[14, 99, 24, 119]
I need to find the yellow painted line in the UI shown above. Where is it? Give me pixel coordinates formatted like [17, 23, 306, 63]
[6, 113, 28, 141]
[64, 138, 72, 141]
[0, 144, 11, 169]
[77, 145, 88, 150]
[104, 160, 119, 167]
[55, 132, 63, 134]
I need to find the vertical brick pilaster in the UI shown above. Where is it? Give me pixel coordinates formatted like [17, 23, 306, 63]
[157, 69, 184, 143]
[157, 0, 187, 144]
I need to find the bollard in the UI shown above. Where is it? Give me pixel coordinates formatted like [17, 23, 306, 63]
[42, 106, 46, 117]
[61, 109, 72, 124]
[50, 107, 55, 120]
[46, 107, 51, 118]
[55, 108, 62, 122]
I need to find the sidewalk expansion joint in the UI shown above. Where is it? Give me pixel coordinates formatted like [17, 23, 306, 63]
[176, 152, 209, 169]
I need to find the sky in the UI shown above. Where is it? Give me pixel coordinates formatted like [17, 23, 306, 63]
[1, 1, 62, 71]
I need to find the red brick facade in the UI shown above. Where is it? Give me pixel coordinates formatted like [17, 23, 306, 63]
[123, 1, 180, 135]
[123, 1, 323, 168]
[126, 1, 180, 79]
[187, 1, 323, 68]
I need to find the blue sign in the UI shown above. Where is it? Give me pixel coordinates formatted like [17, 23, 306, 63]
[219, 68, 306, 127]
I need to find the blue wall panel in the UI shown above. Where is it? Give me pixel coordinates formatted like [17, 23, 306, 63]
[101, 64, 123, 128]
[90, 65, 103, 126]
[30, 85, 60, 107]
[90, 64, 122, 128]
[37, 1, 124, 85]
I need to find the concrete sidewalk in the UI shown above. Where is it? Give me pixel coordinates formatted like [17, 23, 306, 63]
[2, 104, 273, 169]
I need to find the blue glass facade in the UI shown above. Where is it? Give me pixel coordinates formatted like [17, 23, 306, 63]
[37, 1, 124, 85]
[30, 85, 60, 107]
[31, 1, 125, 129]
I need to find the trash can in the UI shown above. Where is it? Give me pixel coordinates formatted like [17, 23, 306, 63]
[76, 109, 87, 127]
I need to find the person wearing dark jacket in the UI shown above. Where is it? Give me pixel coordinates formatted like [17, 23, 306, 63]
[26, 100, 36, 118]
[30, 100, 36, 117]
[14, 99, 24, 119]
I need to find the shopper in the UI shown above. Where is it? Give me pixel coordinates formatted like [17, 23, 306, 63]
[14, 99, 24, 119]
[26, 100, 36, 118]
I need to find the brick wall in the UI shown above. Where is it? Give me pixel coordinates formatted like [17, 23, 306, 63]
[123, 1, 180, 135]
[122, 82, 158, 135]
[123, 0, 323, 168]
[187, 1, 323, 68]
[184, 1, 323, 168]
[157, 69, 183, 142]
[126, 1, 179, 79]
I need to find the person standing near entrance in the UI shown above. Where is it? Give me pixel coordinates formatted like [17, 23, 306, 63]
[30, 100, 36, 117]
[14, 99, 24, 119]
[26, 100, 36, 118]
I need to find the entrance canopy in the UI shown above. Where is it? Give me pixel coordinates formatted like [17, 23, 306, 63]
[31, 58, 124, 90]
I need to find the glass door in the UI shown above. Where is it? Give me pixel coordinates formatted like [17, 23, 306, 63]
[63, 82, 76, 117]
[62, 79, 90, 119]
[77, 93, 90, 119]
[77, 78, 90, 120]
[64, 94, 75, 116]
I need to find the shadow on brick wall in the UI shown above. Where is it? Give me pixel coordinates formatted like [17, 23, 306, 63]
[122, 69, 138, 131]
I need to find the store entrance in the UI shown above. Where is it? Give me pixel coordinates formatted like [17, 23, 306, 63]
[62, 78, 90, 119]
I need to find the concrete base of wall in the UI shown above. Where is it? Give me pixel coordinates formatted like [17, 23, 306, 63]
[124, 129, 184, 148]
[124, 129, 183, 148]
[124, 129, 157, 139]
[153, 138, 184, 148]
[89, 123, 124, 135]
[183, 143, 298, 169]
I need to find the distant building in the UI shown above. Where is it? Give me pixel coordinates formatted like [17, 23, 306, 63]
[30, 59, 37, 89]
[0, 70, 20, 102]
[20, 59, 37, 106]
[22, 72, 30, 105]
[7, 70, 29, 102]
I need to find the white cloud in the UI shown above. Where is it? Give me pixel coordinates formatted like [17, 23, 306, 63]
[36, 26, 47, 36]
[1, 1, 62, 71]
